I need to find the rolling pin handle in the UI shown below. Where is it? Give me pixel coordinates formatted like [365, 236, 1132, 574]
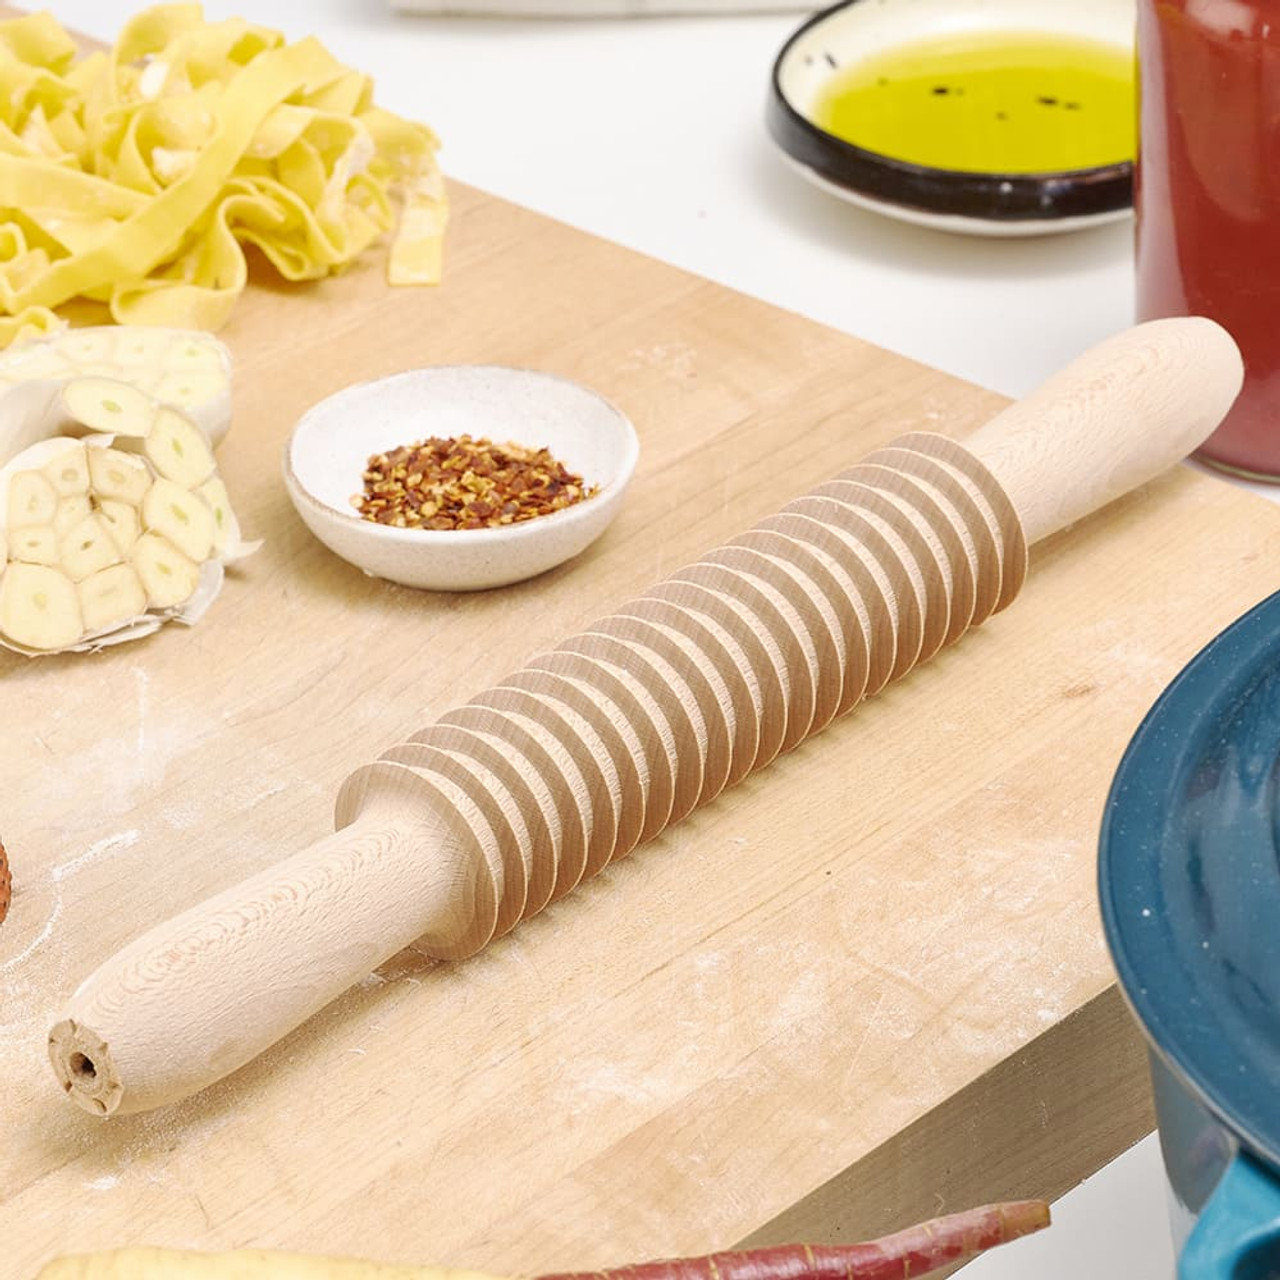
[964, 317, 1244, 544]
[47, 779, 490, 1117]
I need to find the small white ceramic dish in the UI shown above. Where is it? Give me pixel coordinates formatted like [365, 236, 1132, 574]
[768, 0, 1135, 236]
[283, 365, 639, 592]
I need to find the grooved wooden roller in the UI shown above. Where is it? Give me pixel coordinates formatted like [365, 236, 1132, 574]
[48, 318, 1244, 1116]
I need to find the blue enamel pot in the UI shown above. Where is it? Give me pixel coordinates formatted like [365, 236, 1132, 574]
[1100, 591, 1280, 1277]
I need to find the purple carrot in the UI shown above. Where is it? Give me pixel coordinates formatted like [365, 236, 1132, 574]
[537, 1200, 1051, 1280]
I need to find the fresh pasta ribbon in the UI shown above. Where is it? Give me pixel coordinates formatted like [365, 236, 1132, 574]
[0, 5, 447, 344]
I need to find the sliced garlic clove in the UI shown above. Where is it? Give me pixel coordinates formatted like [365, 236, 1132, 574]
[41, 440, 90, 497]
[152, 370, 228, 418]
[52, 493, 92, 535]
[9, 524, 58, 566]
[123, 332, 232, 445]
[0, 562, 83, 650]
[54, 329, 116, 365]
[142, 476, 214, 563]
[8, 470, 58, 527]
[60, 512, 122, 582]
[143, 404, 216, 488]
[106, 328, 180, 367]
[87, 445, 152, 506]
[195, 474, 242, 560]
[78, 563, 147, 632]
[61, 376, 158, 438]
[98, 498, 141, 555]
[174, 557, 225, 626]
[133, 531, 200, 609]
[169, 338, 228, 372]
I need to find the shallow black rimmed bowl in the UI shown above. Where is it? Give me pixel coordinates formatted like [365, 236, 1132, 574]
[767, 0, 1134, 236]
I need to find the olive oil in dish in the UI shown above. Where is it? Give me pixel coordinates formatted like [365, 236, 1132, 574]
[812, 31, 1134, 174]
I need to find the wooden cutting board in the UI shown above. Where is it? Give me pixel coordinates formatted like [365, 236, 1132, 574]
[3, 172, 1279, 1274]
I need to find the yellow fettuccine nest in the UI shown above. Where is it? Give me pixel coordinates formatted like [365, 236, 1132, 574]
[0, 4, 447, 346]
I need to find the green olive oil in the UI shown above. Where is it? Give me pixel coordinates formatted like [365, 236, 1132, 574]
[812, 31, 1134, 173]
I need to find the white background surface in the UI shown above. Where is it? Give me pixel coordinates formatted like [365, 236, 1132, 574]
[34, 0, 1228, 1272]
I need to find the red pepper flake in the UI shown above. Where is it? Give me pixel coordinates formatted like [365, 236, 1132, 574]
[352, 434, 598, 531]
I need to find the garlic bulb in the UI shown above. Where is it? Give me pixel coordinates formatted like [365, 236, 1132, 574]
[0, 375, 252, 656]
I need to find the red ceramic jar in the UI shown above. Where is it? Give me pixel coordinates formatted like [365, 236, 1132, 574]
[1136, 0, 1280, 478]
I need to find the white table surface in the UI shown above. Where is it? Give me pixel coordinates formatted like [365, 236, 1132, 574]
[33, 0, 1260, 1273]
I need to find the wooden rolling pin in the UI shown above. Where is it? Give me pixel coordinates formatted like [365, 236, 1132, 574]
[48, 318, 1243, 1116]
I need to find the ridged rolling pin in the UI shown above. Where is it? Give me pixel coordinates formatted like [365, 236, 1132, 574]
[48, 317, 1242, 1116]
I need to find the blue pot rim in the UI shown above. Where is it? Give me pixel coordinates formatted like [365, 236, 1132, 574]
[1100, 589, 1280, 1171]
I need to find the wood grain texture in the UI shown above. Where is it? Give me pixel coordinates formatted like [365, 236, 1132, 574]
[1, 169, 1277, 1276]
[965, 316, 1244, 542]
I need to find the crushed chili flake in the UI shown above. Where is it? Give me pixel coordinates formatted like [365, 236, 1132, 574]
[352, 434, 599, 531]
